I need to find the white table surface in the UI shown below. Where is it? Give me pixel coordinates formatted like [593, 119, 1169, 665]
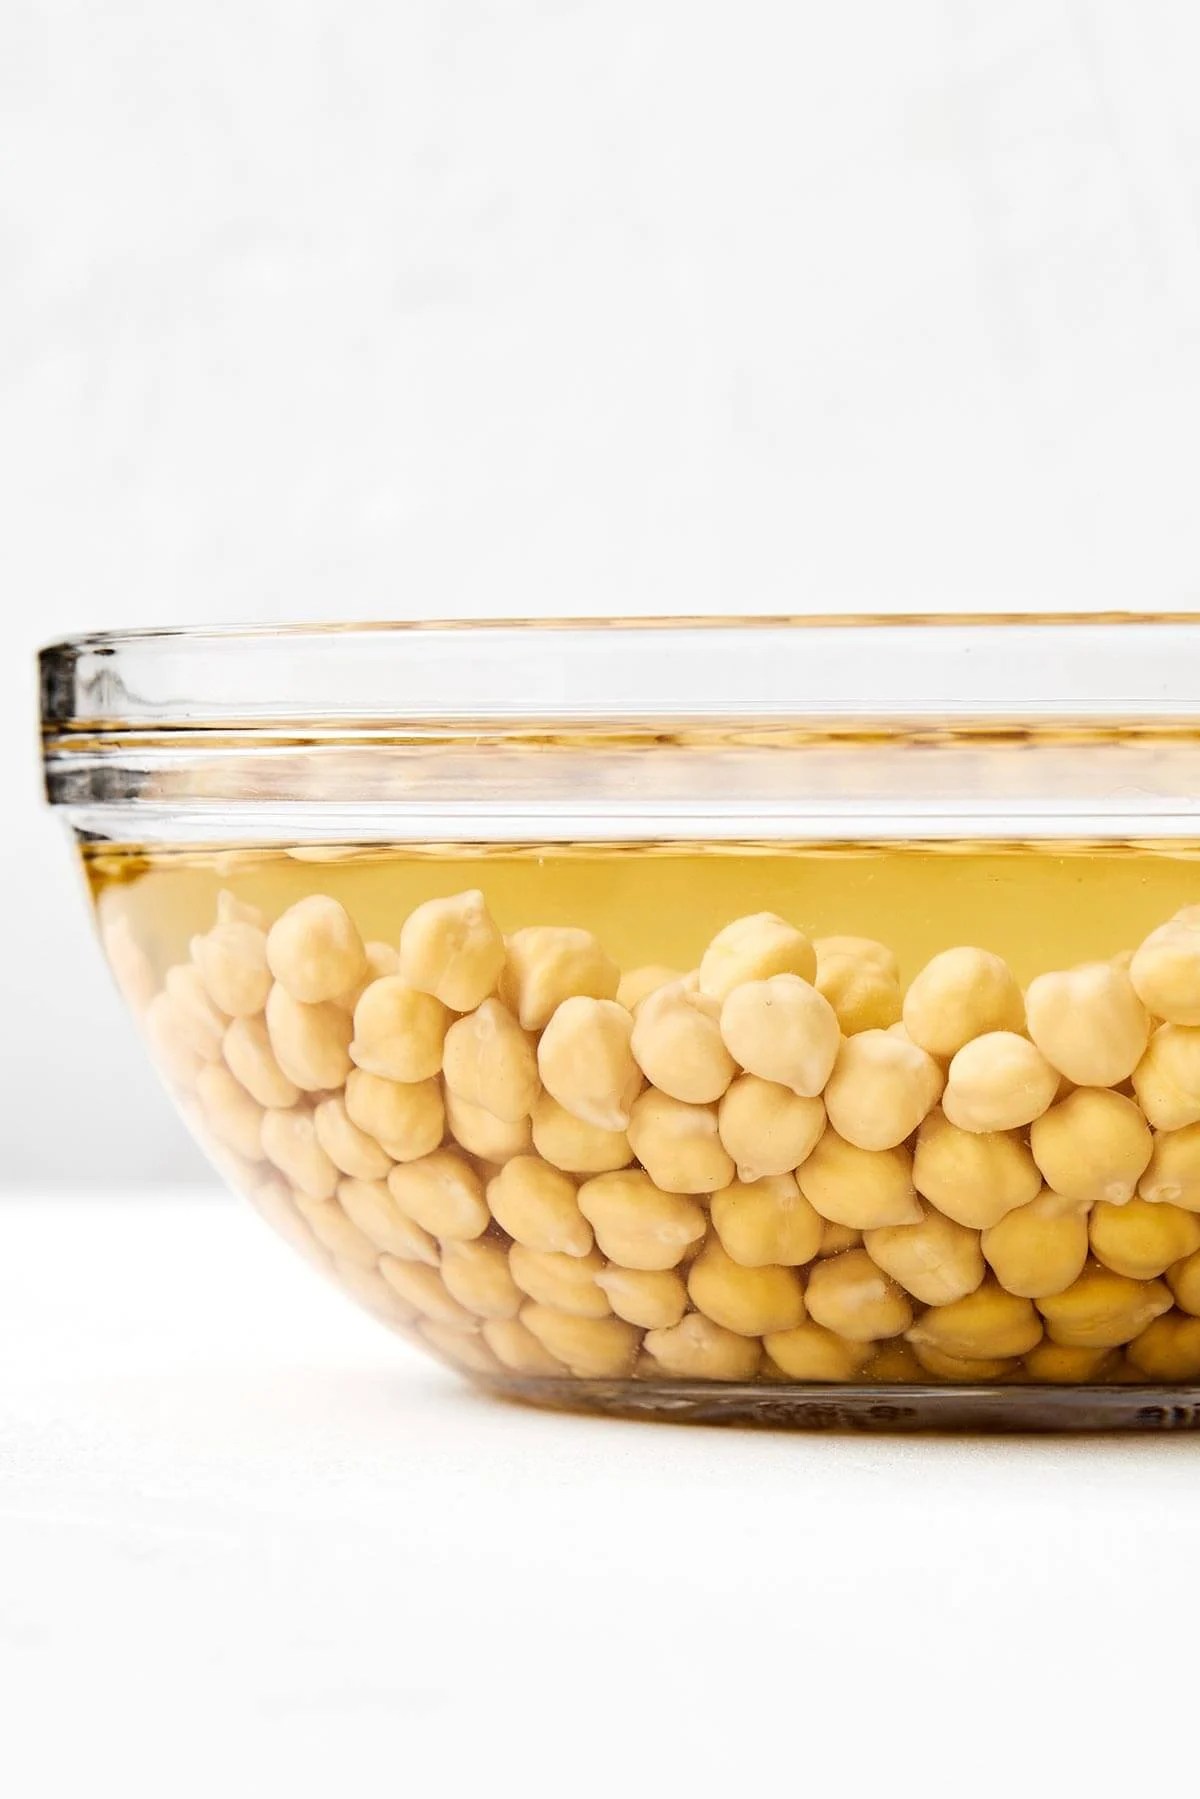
[4, 1191, 1197, 1798]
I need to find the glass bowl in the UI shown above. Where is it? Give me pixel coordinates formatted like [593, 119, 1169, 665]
[40, 615, 1200, 1431]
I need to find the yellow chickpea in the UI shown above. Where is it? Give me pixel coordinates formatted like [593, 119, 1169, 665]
[1089, 1197, 1200, 1281]
[763, 1321, 871, 1382]
[418, 1322, 500, 1376]
[709, 1173, 824, 1268]
[442, 998, 540, 1124]
[686, 1240, 806, 1336]
[813, 935, 902, 1036]
[627, 1091, 735, 1194]
[222, 1015, 301, 1109]
[980, 1189, 1090, 1299]
[1167, 1248, 1200, 1315]
[797, 1131, 921, 1229]
[1132, 1025, 1200, 1132]
[823, 1030, 943, 1152]
[508, 1243, 611, 1317]
[1023, 1341, 1115, 1384]
[266, 895, 366, 1005]
[530, 1093, 634, 1175]
[194, 920, 272, 1018]
[195, 1061, 265, 1162]
[817, 1221, 862, 1258]
[630, 977, 736, 1105]
[334, 941, 400, 1015]
[1126, 1312, 1200, 1380]
[337, 1176, 439, 1264]
[576, 1169, 707, 1271]
[864, 1206, 985, 1306]
[698, 912, 816, 1002]
[866, 1339, 923, 1382]
[518, 1303, 640, 1378]
[378, 1257, 477, 1330]
[216, 890, 264, 930]
[293, 1194, 380, 1269]
[343, 1069, 444, 1163]
[1129, 910, 1200, 1025]
[643, 1313, 763, 1381]
[439, 1238, 524, 1319]
[334, 1257, 417, 1326]
[398, 889, 506, 1013]
[805, 1250, 913, 1343]
[941, 1033, 1059, 1134]
[1037, 1263, 1172, 1348]
[616, 965, 684, 1012]
[718, 974, 841, 1098]
[906, 1279, 1043, 1359]
[499, 926, 619, 1031]
[901, 946, 1024, 1059]
[911, 1343, 1018, 1382]
[264, 984, 353, 1092]
[716, 1076, 826, 1183]
[486, 1156, 592, 1256]
[349, 976, 450, 1084]
[313, 1094, 393, 1182]
[386, 1150, 489, 1241]
[1029, 1087, 1152, 1206]
[442, 1089, 532, 1163]
[1139, 1123, 1200, 1210]
[594, 1266, 689, 1330]
[261, 1107, 340, 1201]
[1025, 962, 1150, 1087]
[538, 996, 643, 1131]
[481, 1316, 567, 1375]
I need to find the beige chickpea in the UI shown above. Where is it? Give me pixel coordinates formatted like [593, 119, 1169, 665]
[193, 920, 272, 1019]
[313, 1095, 393, 1182]
[864, 1206, 985, 1306]
[538, 997, 643, 1131]
[378, 1257, 477, 1329]
[481, 1316, 568, 1375]
[518, 1303, 640, 1378]
[576, 1169, 706, 1271]
[1129, 911, 1200, 1025]
[261, 1107, 340, 1201]
[499, 925, 619, 1031]
[348, 976, 450, 1084]
[216, 890, 265, 930]
[419, 1322, 500, 1375]
[486, 1156, 592, 1256]
[716, 1076, 826, 1183]
[530, 1093, 633, 1175]
[1126, 1312, 1200, 1380]
[1139, 1123, 1200, 1210]
[334, 1257, 417, 1326]
[643, 1313, 763, 1381]
[906, 1279, 1043, 1360]
[698, 912, 816, 1002]
[866, 1339, 923, 1382]
[293, 1194, 380, 1269]
[1025, 962, 1149, 1087]
[941, 1032, 1059, 1134]
[332, 941, 399, 1017]
[630, 977, 736, 1105]
[195, 1062, 265, 1162]
[144, 991, 205, 1091]
[814, 935, 902, 1036]
[337, 1177, 439, 1264]
[222, 1015, 300, 1109]
[911, 1343, 1018, 1382]
[805, 1250, 913, 1343]
[710, 1173, 823, 1269]
[387, 1150, 489, 1241]
[164, 964, 227, 1061]
[981, 1189, 1090, 1299]
[443, 1089, 532, 1163]
[763, 1321, 871, 1382]
[627, 1091, 735, 1194]
[398, 889, 506, 1012]
[443, 998, 540, 1123]
[617, 965, 683, 1011]
[686, 1240, 806, 1336]
[1029, 1088, 1152, 1206]
[817, 1221, 862, 1258]
[1089, 1197, 1200, 1281]
[823, 1030, 943, 1152]
[439, 1238, 524, 1319]
[912, 1108, 1042, 1228]
[509, 1243, 611, 1317]
[264, 984, 353, 1092]
[99, 911, 158, 1014]
[1167, 1249, 1200, 1315]
[797, 1131, 921, 1229]
[343, 1069, 444, 1163]
[902, 946, 1023, 1059]
[266, 895, 366, 1005]
[594, 1266, 689, 1330]
[1023, 1341, 1115, 1384]
[1037, 1264, 1172, 1348]
[1132, 1025, 1200, 1132]
[718, 975, 841, 1098]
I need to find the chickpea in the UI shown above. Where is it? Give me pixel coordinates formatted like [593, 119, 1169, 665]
[866, 1339, 923, 1382]
[698, 912, 816, 1002]
[348, 976, 450, 1084]
[332, 941, 400, 1017]
[439, 1238, 524, 1319]
[911, 1343, 1018, 1382]
[1037, 1264, 1172, 1348]
[264, 984, 353, 1092]
[762, 1321, 871, 1382]
[576, 1169, 706, 1270]
[981, 1190, 1090, 1299]
[616, 965, 682, 1011]
[443, 1089, 532, 1163]
[864, 1206, 985, 1306]
[486, 1156, 592, 1256]
[823, 1030, 943, 1152]
[482, 1315, 568, 1375]
[716, 1077, 826, 1183]
[797, 1131, 921, 1229]
[817, 1221, 862, 1258]
[99, 912, 157, 1015]
[509, 1244, 611, 1318]
[902, 947, 1023, 1059]
[1126, 1312, 1200, 1380]
[261, 1107, 340, 1201]
[337, 1177, 439, 1264]
[630, 978, 736, 1104]
[216, 890, 265, 929]
[1129, 911, 1200, 1024]
[710, 1173, 823, 1268]
[334, 1258, 417, 1326]
[530, 1093, 633, 1175]
[193, 921, 272, 1019]
[378, 1257, 477, 1329]
[222, 1015, 301, 1109]
[144, 991, 204, 1091]
[164, 964, 227, 1061]
[718, 975, 841, 1098]
[911, 1109, 1041, 1229]
[627, 1091, 735, 1194]
[341, 1069, 443, 1163]
[293, 1195, 380, 1269]
[1029, 1088, 1152, 1207]
[518, 1303, 640, 1378]
[195, 1062, 265, 1162]
[594, 1266, 688, 1330]
[643, 1313, 763, 1381]
[247, 1174, 321, 1262]
[398, 889, 506, 1013]
[1132, 1025, 1200, 1132]
[805, 1249, 913, 1342]
[443, 998, 540, 1124]
[419, 1321, 500, 1375]
[265, 895, 366, 1005]
[814, 935, 902, 1036]
[1023, 1341, 1115, 1384]
[686, 1240, 806, 1336]
[499, 925, 619, 1031]
[941, 1032, 1059, 1134]
[313, 1094, 393, 1182]
[906, 1279, 1043, 1359]
[1139, 1123, 1200, 1210]
[1025, 962, 1149, 1087]
[1089, 1197, 1200, 1281]
[387, 1150, 489, 1241]
[1167, 1249, 1200, 1315]
[538, 997, 643, 1131]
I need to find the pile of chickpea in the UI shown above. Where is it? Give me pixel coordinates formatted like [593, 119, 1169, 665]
[120, 885, 1200, 1388]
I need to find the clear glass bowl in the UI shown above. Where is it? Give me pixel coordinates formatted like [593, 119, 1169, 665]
[41, 616, 1200, 1430]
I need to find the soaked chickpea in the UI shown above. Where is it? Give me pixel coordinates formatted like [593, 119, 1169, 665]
[795, 1129, 920, 1230]
[823, 1030, 943, 1152]
[817, 1221, 863, 1258]
[349, 977, 450, 1084]
[500, 926, 619, 1031]
[482, 1316, 568, 1375]
[1037, 1264, 1172, 1348]
[194, 920, 272, 1018]
[716, 1076, 826, 1183]
[144, 990, 205, 1091]
[387, 1150, 489, 1241]
[616, 964, 683, 1012]
[594, 1266, 688, 1330]
[538, 997, 642, 1130]
[1129, 911, 1200, 1025]
[530, 1093, 634, 1175]
[419, 1322, 500, 1376]
[902, 947, 1024, 1059]
[195, 1062, 265, 1162]
[911, 1343, 1018, 1382]
[805, 1250, 912, 1342]
[261, 1107, 340, 1201]
[343, 1069, 444, 1163]
[267, 895, 366, 1005]
[1126, 1313, 1200, 1380]
[627, 1091, 734, 1194]
[439, 1239, 524, 1319]
[1029, 1088, 1152, 1206]
[1167, 1249, 1200, 1315]
[293, 1194, 380, 1269]
[508, 1244, 611, 1317]
[222, 1015, 300, 1109]
[698, 912, 816, 1002]
[1131, 1025, 1200, 1132]
[1023, 1342, 1115, 1384]
[687, 1240, 806, 1337]
[1025, 963, 1149, 1087]
[1088, 1197, 1200, 1281]
[813, 935, 902, 1036]
[337, 1177, 440, 1264]
[941, 1033, 1059, 1134]
[265, 985, 353, 1092]
[643, 1313, 763, 1381]
[980, 1190, 1090, 1299]
[379, 1257, 477, 1330]
[486, 1156, 592, 1256]
[630, 977, 736, 1104]
[864, 1206, 985, 1306]
[866, 1340, 924, 1382]
[313, 1094, 393, 1182]
[518, 1304, 640, 1378]
[442, 998, 540, 1124]
[398, 890, 506, 1013]
[906, 1280, 1043, 1360]
[1138, 1123, 1200, 1210]
[709, 1173, 824, 1268]
[576, 1169, 706, 1271]
[442, 1090, 532, 1163]
[164, 964, 227, 1061]
[763, 1321, 871, 1382]
[718, 974, 841, 1098]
